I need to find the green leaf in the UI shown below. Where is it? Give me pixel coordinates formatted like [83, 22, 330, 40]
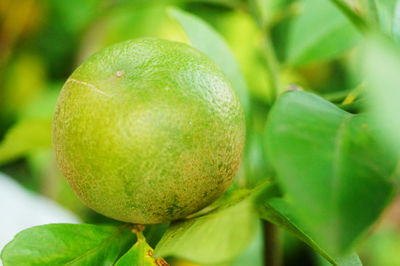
[362, 35, 400, 154]
[287, 0, 361, 65]
[358, 0, 379, 24]
[19, 84, 61, 120]
[333, 253, 363, 266]
[247, 0, 283, 27]
[265, 91, 396, 254]
[255, 185, 335, 263]
[256, 189, 361, 266]
[317, 250, 363, 266]
[1, 223, 135, 266]
[354, 0, 400, 36]
[393, 1, 400, 43]
[154, 190, 259, 264]
[143, 224, 169, 249]
[359, 225, 400, 266]
[373, 0, 399, 35]
[0, 119, 52, 165]
[115, 232, 160, 266]
[231, 221, 264, 266]
[169, 7, 251, 117]
[50, 0, 103, 35]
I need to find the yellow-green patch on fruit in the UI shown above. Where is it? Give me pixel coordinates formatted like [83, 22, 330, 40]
[52, 38, 245, 224]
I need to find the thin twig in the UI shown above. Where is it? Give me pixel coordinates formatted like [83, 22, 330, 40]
[262, 36, 280, 104]
[263, 221, 283, 266]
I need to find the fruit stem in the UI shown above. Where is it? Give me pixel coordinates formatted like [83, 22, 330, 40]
[263, 220, 283, 266]
[131, 224, 146, 238]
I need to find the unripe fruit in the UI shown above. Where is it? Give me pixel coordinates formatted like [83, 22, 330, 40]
[52, 38, 245, 224]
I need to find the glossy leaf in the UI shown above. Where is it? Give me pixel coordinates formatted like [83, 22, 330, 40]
[231, 222, 264, 266]
[115, 232, 160, 266]
[265, 91, 396, 254]
[247, 0, 282, 27]
[256, 187, 361, 266]
[143, 224, 169, 249]
[362, 35, 400, 154]
[359, 225, 400, 266]
[0, 173, 80, 251]
[1, 223, 135, 266]
[393, 1, 400, 43]
[333, 253, 363, 266]
[374, 0, 399, 35]
[169, 7, 251, 117]
[0, 119, 52, 165]
[287, 0, 361, 65]
[154, 190, 259, 264]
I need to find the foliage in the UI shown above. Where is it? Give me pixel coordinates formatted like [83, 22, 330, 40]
[2, 0, 400, 265]
[0, 119, 52, 165]
[265, 90, 396, 254]
[286, 0, 361, 65]
[1, 224, 135, 265]
[154, 190, 258, 264]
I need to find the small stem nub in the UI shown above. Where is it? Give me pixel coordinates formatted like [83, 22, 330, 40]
[131, 224, 146, 237]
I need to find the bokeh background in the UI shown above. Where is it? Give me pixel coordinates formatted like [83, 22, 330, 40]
[1, 0, 400, 265]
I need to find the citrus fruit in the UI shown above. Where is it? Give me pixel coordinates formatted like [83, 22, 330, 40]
[52, 38, 246, 224]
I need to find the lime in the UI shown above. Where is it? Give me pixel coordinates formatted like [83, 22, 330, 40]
[52, 38, 245, 224]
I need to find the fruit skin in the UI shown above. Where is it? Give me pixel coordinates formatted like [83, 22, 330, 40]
[52, 38, 245, 224]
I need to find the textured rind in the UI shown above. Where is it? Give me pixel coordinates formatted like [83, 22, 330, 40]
[52, 38, 245, 224]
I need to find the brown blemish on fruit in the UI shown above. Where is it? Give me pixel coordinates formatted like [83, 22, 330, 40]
[68, 78, 109, 96]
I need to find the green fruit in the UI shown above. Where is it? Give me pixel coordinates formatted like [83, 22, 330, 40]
[52, 38, 246, 224]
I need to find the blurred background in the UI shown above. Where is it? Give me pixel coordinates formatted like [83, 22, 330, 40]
[1, 0, 400, 265]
